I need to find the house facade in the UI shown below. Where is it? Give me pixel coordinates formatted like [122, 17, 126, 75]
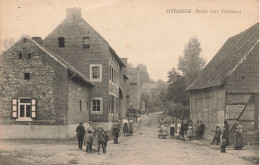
[0, 36, 93, 139]
[43, 8, 127, 129]
[186, 23, 259, 144]
[127, 69, 141, 110]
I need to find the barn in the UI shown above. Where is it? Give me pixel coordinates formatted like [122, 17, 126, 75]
[186, 23, 259, 144]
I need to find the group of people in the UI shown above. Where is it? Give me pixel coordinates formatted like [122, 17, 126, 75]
[76, 122, 109, 154]
[158, 118, 205, 141]
[122, 117, 134, 136]
[158, 118, 244, 153]
[76, 118, 135, 154]
[211, 121, 244, 152]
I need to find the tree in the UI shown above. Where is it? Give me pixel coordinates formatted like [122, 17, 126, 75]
[167, 67, 189, 106]
[178, 37, 206, 85]
[137, 64, 151, 86]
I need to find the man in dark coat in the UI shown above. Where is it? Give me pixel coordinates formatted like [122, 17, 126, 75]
[76, 122, 85, 149]
[199, 121, 205, 139]
[222, 120, 230, 145]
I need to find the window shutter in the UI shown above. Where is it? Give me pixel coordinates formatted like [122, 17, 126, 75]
[11, 98, 18, 119]
[31, 99, 37, 119]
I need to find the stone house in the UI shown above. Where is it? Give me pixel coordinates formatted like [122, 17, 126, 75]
[0, 35, 93, 139]
[186, 23, 259, 143]
[127, 69, 141, 110]
[43, 8, 127, 129]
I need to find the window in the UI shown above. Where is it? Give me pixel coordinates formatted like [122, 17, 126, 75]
[18, 51, 22, 59]
[12, 98, 37, 121]
[24, 73, 30, 80]
[83, 37, 90, 48]
[80, 100, 82, 112]
[58, 37, 65, 48]
[91, 98, 103, 114]
[27, 53, 31, 59]
[90, 64, 102, 81]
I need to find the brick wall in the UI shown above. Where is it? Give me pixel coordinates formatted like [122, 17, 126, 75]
[43, 11, 112, 122]
[0, 37, 68, 125]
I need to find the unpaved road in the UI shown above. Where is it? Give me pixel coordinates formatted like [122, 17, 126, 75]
[0, 113, 258, 165]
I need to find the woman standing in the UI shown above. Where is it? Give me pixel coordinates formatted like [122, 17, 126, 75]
[170, 121, 175, 139]
[234, 122, 244, 150]
[123, 117, 129, 136]
[187, 123, 193, 141]
[128, 118, 134, 136]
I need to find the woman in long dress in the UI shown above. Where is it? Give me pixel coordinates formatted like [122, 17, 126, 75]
[187, 123, 193, 141]
[234, 122, 244, 150]
[123, 117, 129, 136]
[128, 119, 134, 136]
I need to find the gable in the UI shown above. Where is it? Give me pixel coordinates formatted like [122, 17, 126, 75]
[186, 23, 259, 91]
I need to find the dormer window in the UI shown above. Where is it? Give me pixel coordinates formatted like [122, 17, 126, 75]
[18, 51, 22, 59]
[58, 37, 65, 48]
[83, 37, 90, 48]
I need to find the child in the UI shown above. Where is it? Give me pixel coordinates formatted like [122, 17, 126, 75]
[162, 124, 168, 139]
[158, 125, 162, 138]
[220, 139, 226, 153]
[187, 123, 193, 141]
[85, 130, 93, 152]
[211, 126, 222, 145]
[103, 131, 109, 153]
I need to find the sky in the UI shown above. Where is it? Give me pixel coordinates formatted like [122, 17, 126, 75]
[0, 0, 258, 81]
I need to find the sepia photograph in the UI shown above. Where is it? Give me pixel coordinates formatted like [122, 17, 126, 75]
[0, 0, 259, 164]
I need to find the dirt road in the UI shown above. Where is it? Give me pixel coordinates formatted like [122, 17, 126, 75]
[0, 113, 258, 165]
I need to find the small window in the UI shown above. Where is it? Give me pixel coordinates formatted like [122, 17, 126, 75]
[27, 53, 31, 59]
[24, 73, 30, 80]
[83, 37, 90, 48]
[58, 37, 65, 48]
[18, 51, 22, 59]
[80, 100, 82, 112]
[90, 64, 102, 81]
[92, 100, 101, 111]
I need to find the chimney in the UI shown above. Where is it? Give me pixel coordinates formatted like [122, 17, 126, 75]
[66, 8, 81, 18]
[32, 37, 42, 45]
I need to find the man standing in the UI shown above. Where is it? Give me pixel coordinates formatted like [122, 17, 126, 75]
[76, 122, 85, 149]
[112, 121, 120, 144]
[222, 120, 230, 145]
[199, 121, 205, 139]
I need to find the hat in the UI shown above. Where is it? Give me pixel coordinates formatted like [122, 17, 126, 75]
[80, 122, 83, 124]
[89, 121, 92, 123]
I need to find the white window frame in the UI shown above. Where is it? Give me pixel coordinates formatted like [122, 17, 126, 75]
[90, 97, 103, 115]
[90, 64, 102, 82]
[14, 98, 36, 121]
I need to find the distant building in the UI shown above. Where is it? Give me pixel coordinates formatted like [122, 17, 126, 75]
[43, 8, 127, 130]
[186, 23, 259, 143]
[127, 69, 141, 110]
[0, 35, 93, 139]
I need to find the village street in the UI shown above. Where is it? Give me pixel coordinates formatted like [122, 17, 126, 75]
[0, 113, 258, 165]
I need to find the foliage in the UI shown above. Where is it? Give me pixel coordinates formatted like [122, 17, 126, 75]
[167, 67, 189, 106]
[178, 37, 206, 85]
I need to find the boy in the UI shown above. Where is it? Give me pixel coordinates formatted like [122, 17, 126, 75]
[211, 126, 222, 145]
[103, 131, 110, 152]
[97, 127, 105, 154]
[85, 130, 93, 152]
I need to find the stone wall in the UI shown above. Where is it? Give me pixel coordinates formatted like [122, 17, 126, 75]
[67, 75, 90, 124]
[0, 37, 68, 125]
